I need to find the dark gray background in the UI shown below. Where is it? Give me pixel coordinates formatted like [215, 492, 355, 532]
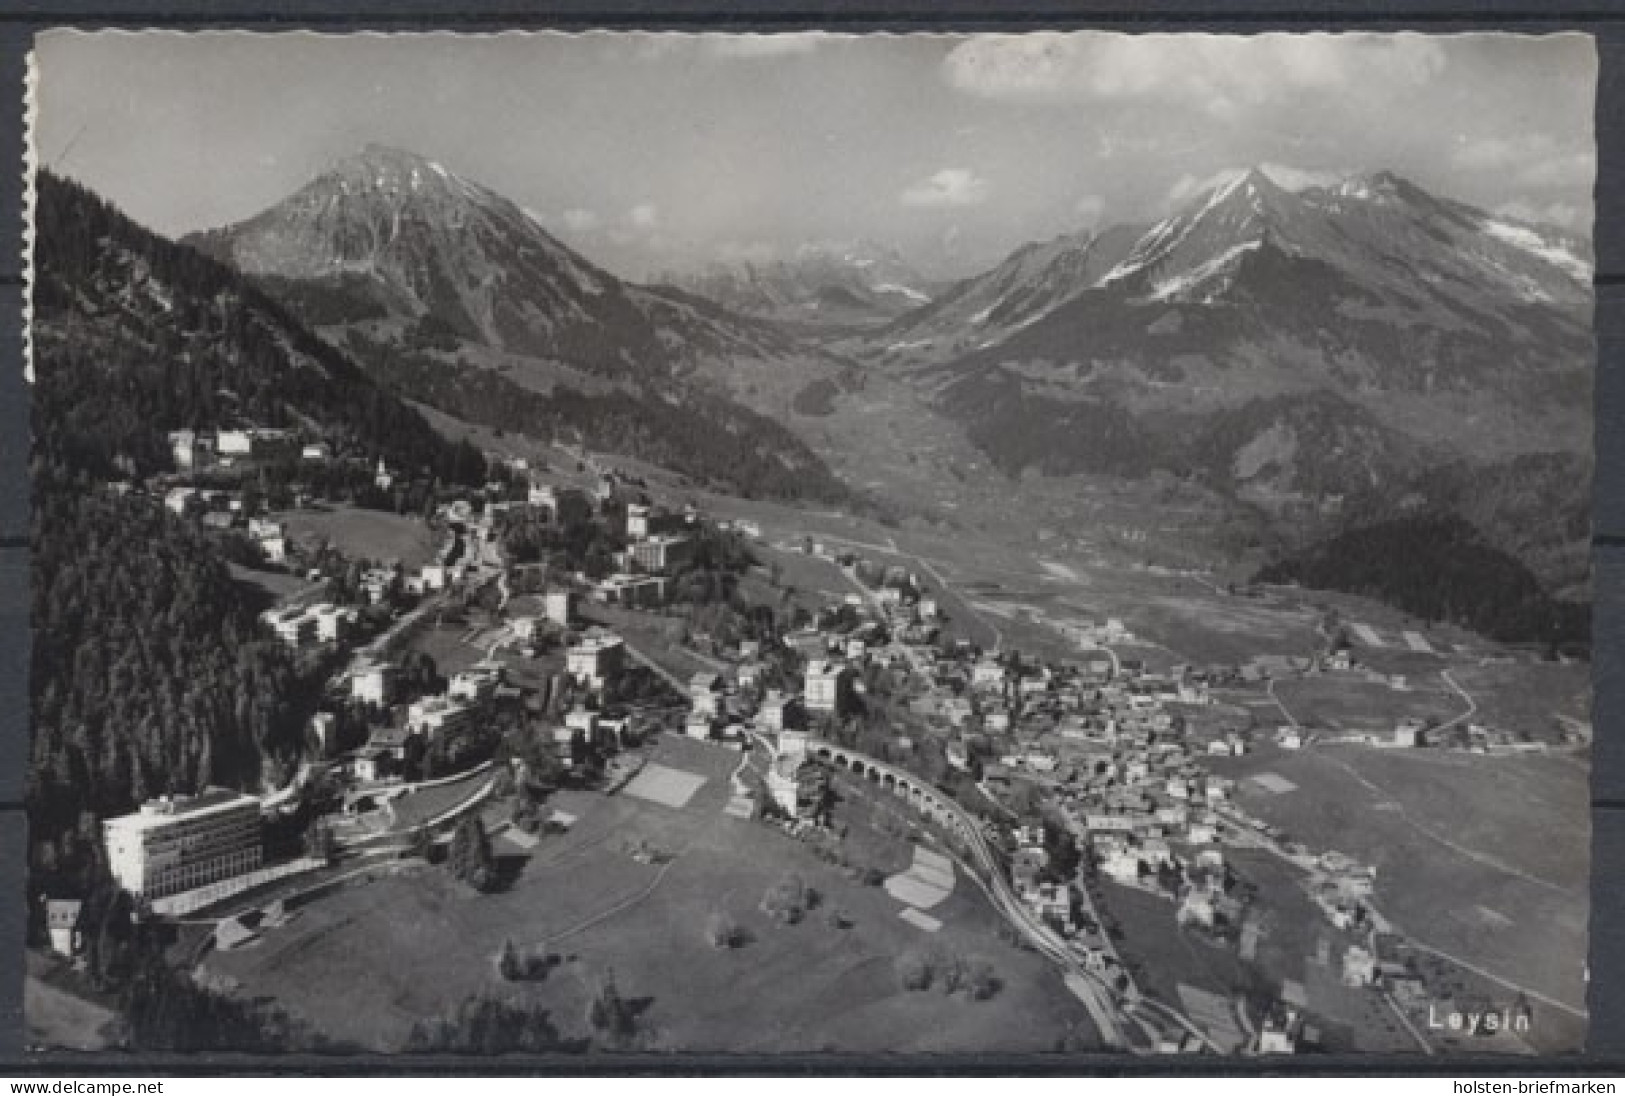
[0, 4, 1620, 1072]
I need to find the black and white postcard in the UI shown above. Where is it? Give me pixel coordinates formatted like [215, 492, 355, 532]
[22, 30, 1596, 1057]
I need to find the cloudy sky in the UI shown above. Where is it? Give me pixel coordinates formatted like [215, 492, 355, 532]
[34, 30, 1596, 280]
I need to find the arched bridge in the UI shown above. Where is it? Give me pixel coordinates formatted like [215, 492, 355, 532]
[808, 743, 983, 848]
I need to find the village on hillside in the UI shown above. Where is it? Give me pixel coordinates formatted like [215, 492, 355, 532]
[26, 415, 1587, 1056]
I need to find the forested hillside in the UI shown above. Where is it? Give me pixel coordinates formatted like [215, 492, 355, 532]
[28, 467, 323, 894]
[343, 333, 850, 503]
[186, 146, 853, 503]
[1255, 513, 1589, 651]
[33, 171, 490, 486]
[27, 173, 500, 892]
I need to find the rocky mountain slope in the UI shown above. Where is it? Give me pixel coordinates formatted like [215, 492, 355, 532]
[868, 167, 1594, 588]
[33, 170, 490, 486]
[188, 145, 849, 502]
[189, 144, 801, 373]
[865, 222, 1144, 357]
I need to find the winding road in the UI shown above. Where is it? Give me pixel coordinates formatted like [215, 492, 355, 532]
[1266, 677, 1300, 730]
[1434, 670, 1479, 733]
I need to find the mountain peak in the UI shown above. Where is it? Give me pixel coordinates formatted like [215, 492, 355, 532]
[316, 143, 476, 201]
[1214, 165, 1294, 208]
[1240, 165, 1279, 189]
[354, 141, 426, 164]
[1335, 168, 1429, 204]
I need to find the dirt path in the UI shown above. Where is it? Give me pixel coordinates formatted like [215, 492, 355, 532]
[1435, 670, 1479, 732]
[1266, 678, 1300, 729]
[1318, 752, 1576, 898]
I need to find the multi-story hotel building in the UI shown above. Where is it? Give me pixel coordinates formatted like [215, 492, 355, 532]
[102, 789, 263, 900]
[628, 534, 693, 575]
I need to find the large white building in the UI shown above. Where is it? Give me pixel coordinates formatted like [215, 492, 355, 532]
[765, 731, 826, 818]
[449, 663, 503, 702]
[351, 663, 397, 707]
[804, 660, 856, 716]
[629, 534, 692, 575]
[566, 630, 626, 689]
[103, 790, 263, 900]
[626, 503, 652, 540]
[262, 602, 356, 648]
[544, 590, 574, 626]
[407, 695, 475, 736]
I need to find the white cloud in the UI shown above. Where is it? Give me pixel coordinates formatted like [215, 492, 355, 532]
[1451, 135, 1595, 191]
[561, 208, 601, 232]
[1451, 136, 1525, 173]
[1162, 167, 1244, 210]
[1514, 151, 1596, 191]
[941, 32, 1446, 117]
[1254, 163, 1345, 192]
[900, 168, 990, 209]
[628, 203, 659, 228]
[707, 34, 826, 59]
[714, 239, 782, 265]
[1073, 193, 1106, 226]
[1495, 200, 1588, 233]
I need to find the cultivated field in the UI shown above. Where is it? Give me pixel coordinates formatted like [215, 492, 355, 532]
[580, 604, 724, 686]
[1219, 849, 1423, 1055]
[23, 953, 121, 1052]
[1202, 744, 1589, 1015]
[205, 736, 1093, 1054]
[1094, 880, 1250, 1009]
[402, 619, 491, 678]
[756, 545, 853, 608]
[1447, 660, 1591, 742]
[277, 505, 440, 569]
[1270, 673, 1467, 736]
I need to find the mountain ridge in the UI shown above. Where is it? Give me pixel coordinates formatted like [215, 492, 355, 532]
[856, 166, 1593, 590]
[656, 240, 940, 331]
[186, 143, 806, 376]
[187, 144, 853, 503]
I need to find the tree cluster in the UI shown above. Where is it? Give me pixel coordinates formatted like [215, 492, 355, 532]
[28, 473, 321, 894]
[407, 993, 576, 1054]
[343, 332, 848, 504]
[1257, 512, 1589, 651]
[447, 816, 498, 892]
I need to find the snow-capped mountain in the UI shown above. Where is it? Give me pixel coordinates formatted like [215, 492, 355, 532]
[1097, 166, 1591, 313]
[660, 241, 939, 329]
[878, 166, 1591, 367]
[188, 144, 797, 375]
[883, 167, 1594, 585]
[869, 222, 1144, 358]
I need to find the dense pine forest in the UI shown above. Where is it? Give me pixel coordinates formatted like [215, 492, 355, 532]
[342, 331, 850, 504]
[26, 174, 507, 893]
[1256, 513, 1590, 651]
[33, 171, 492, 486]
[28, 467, 323, 894]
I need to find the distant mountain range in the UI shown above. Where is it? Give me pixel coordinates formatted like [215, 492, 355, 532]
[657, 242, 941, 331]
[862, 166, 1595, 591]
[187, 145, 848, 502]
[181, 148, 1595, 595]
